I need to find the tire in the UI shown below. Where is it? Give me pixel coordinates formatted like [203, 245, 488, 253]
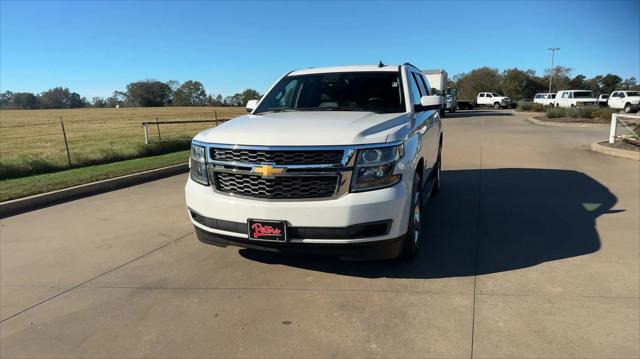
[493, 102, 501, 109]
[431, 144, 442, 197]
[624, 103, 632, 113]
[399, 172, 423, 260]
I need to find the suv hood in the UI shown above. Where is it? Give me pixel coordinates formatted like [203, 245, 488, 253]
[193, 111, 411, 146]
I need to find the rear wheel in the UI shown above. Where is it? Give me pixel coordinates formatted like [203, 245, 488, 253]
[624, 103, 633, 113]
[399, 172, 422, 260]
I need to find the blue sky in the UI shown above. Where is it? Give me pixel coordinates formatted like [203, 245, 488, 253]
[1, 0, 639, 98]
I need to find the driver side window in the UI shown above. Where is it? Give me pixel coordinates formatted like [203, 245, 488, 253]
[407, 72, 423, 106]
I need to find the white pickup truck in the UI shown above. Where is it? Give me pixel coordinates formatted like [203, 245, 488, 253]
[608, 91, 640, 113]
[476, 92, 511, 109]
[186, 64, 444, 260]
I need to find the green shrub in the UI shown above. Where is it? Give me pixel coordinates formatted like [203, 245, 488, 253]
[517, 101, 533, 111]
[545, 106, 605, 119]
[592, 108, 617, 121]
[517, 101, 546, 112]
[545, 107, 566, 118]
[531, 103, 544, 112]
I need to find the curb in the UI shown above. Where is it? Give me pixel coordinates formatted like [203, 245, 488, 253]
[0, 163, 189, 219]
[527, 116, 608, 128]
[591, 141, 640, 161]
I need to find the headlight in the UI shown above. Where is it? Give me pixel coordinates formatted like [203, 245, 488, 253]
[190, 143, 208, 185]
[350, 144, 403, 192]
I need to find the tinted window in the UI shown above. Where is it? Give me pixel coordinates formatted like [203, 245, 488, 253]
[486, 94, 492, 98]
[626, 91, 639, 96]
[255, 72, 405, 114]
[408, 73, 423, 106]
[416, 73, 432, 95]
[573, 91, 594, 98]
[619, 92, 626, 98]
[479, 93, 485, 97]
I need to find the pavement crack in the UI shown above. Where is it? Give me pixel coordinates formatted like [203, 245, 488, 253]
[0, 230, 193, 323]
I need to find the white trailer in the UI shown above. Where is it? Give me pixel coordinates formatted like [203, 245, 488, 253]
[423, 69, 454, 114]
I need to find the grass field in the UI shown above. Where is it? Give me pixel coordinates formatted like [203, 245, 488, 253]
[0, 150, 190, 202]
[0, 107, 245, 179]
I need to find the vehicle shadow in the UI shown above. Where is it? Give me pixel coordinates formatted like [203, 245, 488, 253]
[446, 110, 514, 118]
[239, 168, 619, 279]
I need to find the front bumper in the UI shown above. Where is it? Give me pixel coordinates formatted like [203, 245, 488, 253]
[185, 175, 413, 243]
[193, 226, 405, 260]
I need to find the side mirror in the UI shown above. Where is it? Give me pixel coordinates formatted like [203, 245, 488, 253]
[246, 99, 259, 113]
[416, 95, 444, 111]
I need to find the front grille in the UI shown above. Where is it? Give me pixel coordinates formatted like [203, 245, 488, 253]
[214, 173, 339, 199]
[211, 148, 343, 165]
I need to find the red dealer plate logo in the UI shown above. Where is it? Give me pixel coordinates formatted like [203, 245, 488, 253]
[247, 219, 287, 242]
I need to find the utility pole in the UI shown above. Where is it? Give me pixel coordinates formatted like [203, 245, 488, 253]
[548, 48, 560, 94]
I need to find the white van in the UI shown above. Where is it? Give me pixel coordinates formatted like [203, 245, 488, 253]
[554, 90, 598, 108]
[533, 93, 556, 106]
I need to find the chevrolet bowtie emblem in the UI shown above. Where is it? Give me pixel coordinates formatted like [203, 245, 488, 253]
[253, 164, 285, 177]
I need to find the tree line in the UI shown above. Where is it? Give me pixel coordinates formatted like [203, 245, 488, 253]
[0, 79, 261, 110]
[452, 67, 639, 101]
[2, 68, 638, 110]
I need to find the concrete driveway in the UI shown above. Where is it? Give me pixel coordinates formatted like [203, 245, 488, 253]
[1, 111, 638, 358]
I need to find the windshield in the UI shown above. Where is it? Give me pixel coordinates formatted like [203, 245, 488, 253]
[491, 93, 501, 97]
[626, 91, 639, 96]
[254, 72, 405, 114]
[573, 91, 594, 98]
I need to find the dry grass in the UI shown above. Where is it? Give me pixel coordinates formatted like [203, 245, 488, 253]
[0, 107, 246, 178]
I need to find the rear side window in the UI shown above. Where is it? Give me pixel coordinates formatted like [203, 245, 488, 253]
[479, 93, 485, 97]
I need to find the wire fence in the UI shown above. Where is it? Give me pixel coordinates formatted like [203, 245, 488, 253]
[0, 107, 245, 178]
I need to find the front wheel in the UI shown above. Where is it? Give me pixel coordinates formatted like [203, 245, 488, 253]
[493, 102, 501, 109]
[399, 172, 423, 260]
[432, 146, 442, 197]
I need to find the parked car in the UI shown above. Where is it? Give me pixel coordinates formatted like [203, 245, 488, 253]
[554, 90, 598, 108]
[476, 92, 511, 109]
[598, 94, 610, 108]
[533, 93, 556, 106]
[185, 63, 444, 260]
[608, 91, 640, 113]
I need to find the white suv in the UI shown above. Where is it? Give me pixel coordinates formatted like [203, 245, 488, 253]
[608, 91, 640, 113]
[554, 90, 598, 108]
[185, 64, 444, 260]
[476, 92, 511, 109]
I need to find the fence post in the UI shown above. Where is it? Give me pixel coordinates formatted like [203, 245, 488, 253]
[155, 117, 161, 141]
[609, 113, 617, 144]
[60, 118, 72, 166]
[143, 123, 149, 144]
[214, 110, 218, 126]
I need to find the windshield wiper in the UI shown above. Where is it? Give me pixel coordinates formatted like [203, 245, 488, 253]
[297, 106, 366, 112]
[256, 109, 299, 114]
